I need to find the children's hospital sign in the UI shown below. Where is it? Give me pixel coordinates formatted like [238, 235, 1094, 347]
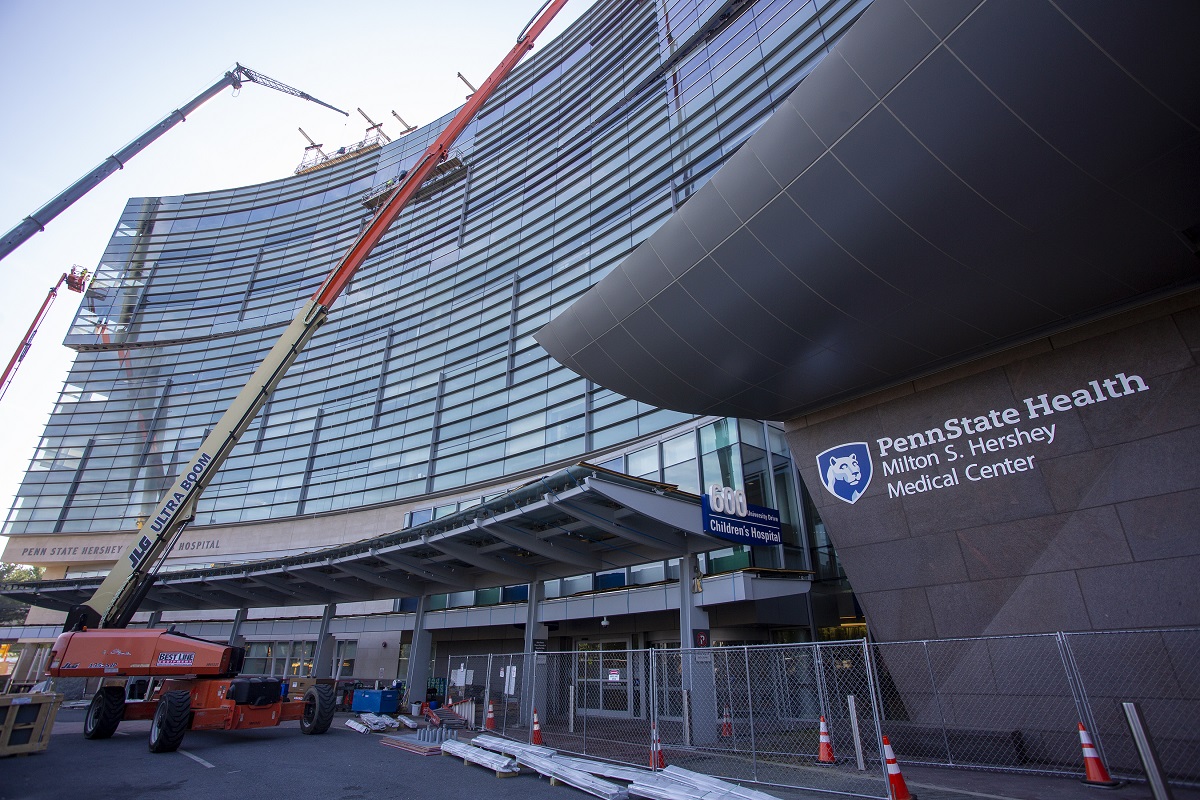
[816, 372, 1149, 504]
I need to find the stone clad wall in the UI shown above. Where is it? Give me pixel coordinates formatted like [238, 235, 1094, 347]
[785, 291, 1200, 641]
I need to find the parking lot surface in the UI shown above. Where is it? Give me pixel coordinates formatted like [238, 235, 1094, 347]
[2, 707, 1195, 800]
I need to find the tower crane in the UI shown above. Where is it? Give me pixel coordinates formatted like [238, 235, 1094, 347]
[0, 64, 348, 263]
[43, 0, 569, 754]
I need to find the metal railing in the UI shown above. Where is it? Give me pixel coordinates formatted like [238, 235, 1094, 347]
[441, 628, 1200, 797]
[294, 133, 386, 174]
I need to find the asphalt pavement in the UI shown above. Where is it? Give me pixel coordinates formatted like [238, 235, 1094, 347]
[2, 707, 1195, 800]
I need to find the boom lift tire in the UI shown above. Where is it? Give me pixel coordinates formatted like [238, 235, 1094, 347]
[83, 686, 126, 739]
[299, 684, 335, 735]
[149, 689, 191, 753]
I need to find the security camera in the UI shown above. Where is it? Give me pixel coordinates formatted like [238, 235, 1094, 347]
[600, 617, 610, 628]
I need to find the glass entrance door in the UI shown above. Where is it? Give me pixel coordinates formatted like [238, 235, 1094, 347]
[575, 640, 632, 716]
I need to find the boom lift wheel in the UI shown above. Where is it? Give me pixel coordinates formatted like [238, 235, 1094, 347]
[149, 689, 192, 753]
[300, 683, 335, 735]
[83, 686, 125, 739]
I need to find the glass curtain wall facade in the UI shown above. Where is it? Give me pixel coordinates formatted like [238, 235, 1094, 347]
[5, 0, 870, 632]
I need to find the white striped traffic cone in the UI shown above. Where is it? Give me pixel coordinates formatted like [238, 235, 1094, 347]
[650, 722, 666, 769]
[883, 736, 915, 800]
[485, 700, 496, 730]
[531, 707, 543, 745]
[817, 715, 836, 764]
[1078, 723, 1121, 788]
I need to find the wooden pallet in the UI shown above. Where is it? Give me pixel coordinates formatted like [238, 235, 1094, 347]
[379, 734, 443, 756]
[0, 693, 63, 757]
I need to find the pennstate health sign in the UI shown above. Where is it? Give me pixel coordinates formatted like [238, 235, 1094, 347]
[701, 485, 782, 547]
[814, 371, 1150, 505]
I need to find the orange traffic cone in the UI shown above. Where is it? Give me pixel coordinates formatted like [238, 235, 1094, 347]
[650, 722, 666, 769]
[531, 707, 544, 745]
[817, 715, 836, 764]
[882, 736, 915, 800]
[720, 707, 733, 738]
[1078, 723, 1121, 788]
[485, 700, 496, 730]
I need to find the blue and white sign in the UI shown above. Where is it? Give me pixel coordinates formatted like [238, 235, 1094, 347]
[816, 442, 873, 504]
[702, 485, 782, 546]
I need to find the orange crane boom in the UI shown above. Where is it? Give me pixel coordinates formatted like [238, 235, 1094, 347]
[63, 0, 568, 633]
[45, 0, 569, 757]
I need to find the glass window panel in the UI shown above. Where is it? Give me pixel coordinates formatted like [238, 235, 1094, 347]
[663, 432, 696, 467]
[664, 460, 700, 494]
[700, 418, 738, 454]
[627, 445, 659, 479]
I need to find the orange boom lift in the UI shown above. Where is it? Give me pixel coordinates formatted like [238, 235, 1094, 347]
[45, 0, 568, 752]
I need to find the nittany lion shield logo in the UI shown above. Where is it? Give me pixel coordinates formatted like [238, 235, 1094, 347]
[816, 442, 872, 504]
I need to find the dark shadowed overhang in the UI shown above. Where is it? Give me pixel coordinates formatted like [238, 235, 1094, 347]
[0, 466, 728, 613]
[536, 0, 1200, 421]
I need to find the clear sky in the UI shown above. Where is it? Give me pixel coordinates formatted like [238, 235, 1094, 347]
[0, 0, 591, 559]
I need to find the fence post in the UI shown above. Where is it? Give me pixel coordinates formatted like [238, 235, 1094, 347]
[815, 642, 830, 721]
[847, 694, 866, 771]
[863, 638, 889, 778]
[527, 649, 539, 745]
[569, 683, 576, 733]
[682, 688, 691, 747]
[484, 653, 493, 732]
[1123, 702, 1175, 800]
[576, 650, 588, 753]
[743, 645, 758, 781]
[1056, 632, 1105, 764]
[722, 647, 735, 744]
[923, 639, 953, 765]
[649, 647, 658, 746]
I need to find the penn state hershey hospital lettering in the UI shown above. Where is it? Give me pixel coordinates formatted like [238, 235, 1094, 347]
[878, 372, 1147, 498]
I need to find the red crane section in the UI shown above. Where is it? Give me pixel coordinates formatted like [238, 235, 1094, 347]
[315, 0, 570, 307]
[1, 266, 89, 402]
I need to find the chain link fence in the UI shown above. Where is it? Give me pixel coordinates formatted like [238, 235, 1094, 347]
[440, 652, 529, 732]
[440, 628, 1199, 797]
[1064, 629, 1200, 783]
[871, 628, 1200, 785]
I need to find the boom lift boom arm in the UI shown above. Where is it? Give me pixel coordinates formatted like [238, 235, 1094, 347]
[0, 64, 348, 263]
[0, 267, 89, 401]
[66, 0, 570, 632]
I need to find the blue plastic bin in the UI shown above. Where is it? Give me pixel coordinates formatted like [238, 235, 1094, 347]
[351, 689, 398, 714]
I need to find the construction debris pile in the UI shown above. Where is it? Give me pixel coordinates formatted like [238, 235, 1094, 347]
[374, 729, 790, 800]
[345, 713, 401, 734]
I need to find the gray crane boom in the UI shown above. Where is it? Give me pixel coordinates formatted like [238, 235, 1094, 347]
[0, 64, 347, 263]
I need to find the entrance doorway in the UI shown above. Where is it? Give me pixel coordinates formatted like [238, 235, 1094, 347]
[574, 639, 633, 716]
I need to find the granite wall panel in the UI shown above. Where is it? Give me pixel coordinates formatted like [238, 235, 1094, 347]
[787, 293, 1200, 640]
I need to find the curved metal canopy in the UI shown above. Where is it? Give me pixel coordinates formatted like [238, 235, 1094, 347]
[536, 0, 1200, 421]
[1, 466, 714, 614]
